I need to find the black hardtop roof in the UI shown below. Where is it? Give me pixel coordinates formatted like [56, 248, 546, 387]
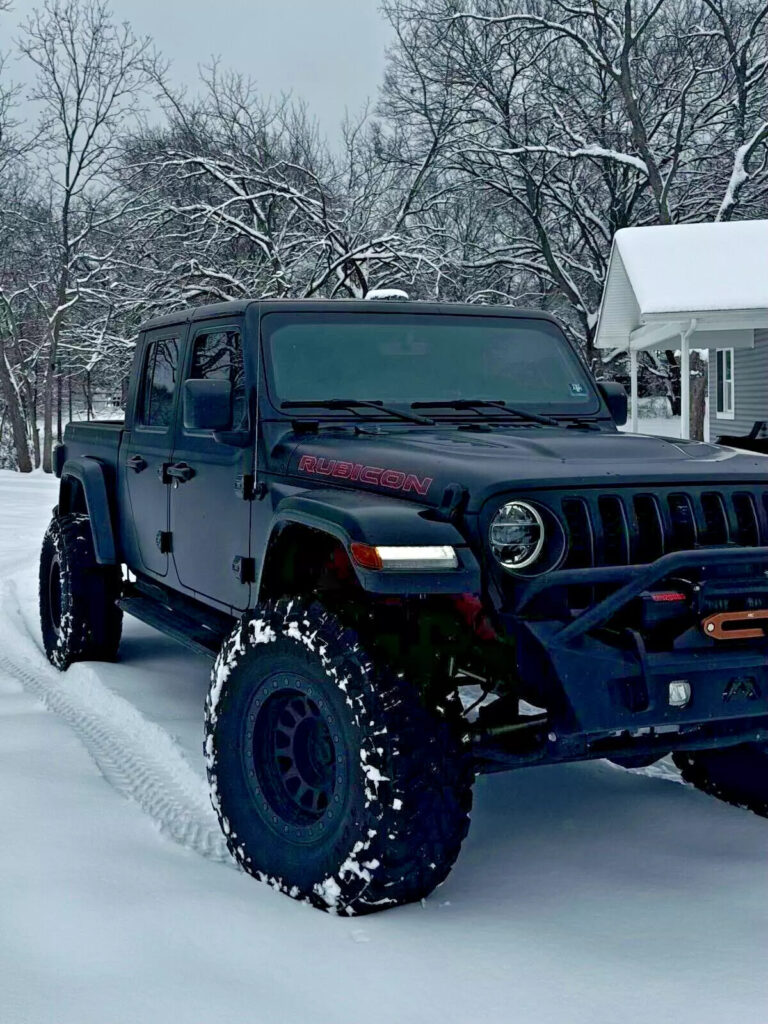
[138, 298, 561, 334]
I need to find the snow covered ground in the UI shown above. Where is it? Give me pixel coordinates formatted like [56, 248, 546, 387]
[1, 470, 767, 1024]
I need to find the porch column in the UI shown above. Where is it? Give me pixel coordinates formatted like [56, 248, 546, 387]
[680, 332, 691, 439]
[630, 347, 639, 432]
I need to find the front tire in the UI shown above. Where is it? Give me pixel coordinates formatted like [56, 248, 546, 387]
[673, 745, 768, 817]
[39, 513, 123, 670]
[205, 599, 473, 915]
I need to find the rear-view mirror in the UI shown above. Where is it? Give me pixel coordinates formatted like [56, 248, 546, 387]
[599, 382, 628, 427]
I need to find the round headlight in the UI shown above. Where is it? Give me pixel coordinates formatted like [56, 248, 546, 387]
[489, 501, 545, 571]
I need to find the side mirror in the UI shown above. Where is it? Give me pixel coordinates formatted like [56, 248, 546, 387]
[183, 379, 233, 432]
[599, 382, 628, 427]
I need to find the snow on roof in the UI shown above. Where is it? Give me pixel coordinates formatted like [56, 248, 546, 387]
[615, 220, 768, 314]
[595, 219, 768, 349]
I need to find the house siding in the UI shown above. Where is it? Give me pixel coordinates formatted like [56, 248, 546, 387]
[709, 329, 768, 440]
[595, 250, 640, 349]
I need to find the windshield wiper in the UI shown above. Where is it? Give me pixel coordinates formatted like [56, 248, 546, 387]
[411, 400, 560, 428]
[282, 399, 435, 426]
[559, 416, 601, 431]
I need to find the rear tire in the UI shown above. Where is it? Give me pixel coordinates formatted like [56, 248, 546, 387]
[673, 745, 768, 817]
[205, 598, 473, 915]
[39, 513, 123, 670]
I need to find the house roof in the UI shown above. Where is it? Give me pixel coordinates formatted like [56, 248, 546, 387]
[595, 220, 768, 350]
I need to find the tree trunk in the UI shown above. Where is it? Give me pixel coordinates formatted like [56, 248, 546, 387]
[57, 368, 63, 443]
[30, 384, 40, 469]
[0, 344, 33, 473]
[41, 343, 56, 473]
[690, 352, 707, 442]
[664, 350, 681, 416]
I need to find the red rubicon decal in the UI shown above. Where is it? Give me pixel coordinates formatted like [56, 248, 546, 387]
[297, 454, 433, 497]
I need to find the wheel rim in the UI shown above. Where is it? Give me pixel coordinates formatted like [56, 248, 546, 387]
[244, 674, 344, 844]
[48, 555, 63, 638]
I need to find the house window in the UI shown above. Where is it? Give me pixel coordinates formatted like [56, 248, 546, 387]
[716, 349, 734, 418]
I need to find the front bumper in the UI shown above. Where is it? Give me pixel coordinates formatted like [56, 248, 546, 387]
[509, 546, 768, 737]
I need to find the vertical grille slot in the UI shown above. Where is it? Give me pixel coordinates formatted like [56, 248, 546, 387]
[561, 498, 594, 606]
[668, 493, 697, 549]
[562, 498, 593, 568]
[633, 494, 664, 563]
[733, 492, 759, 546]
[700, 492, 729, 545]
[598, 495, 630, 565]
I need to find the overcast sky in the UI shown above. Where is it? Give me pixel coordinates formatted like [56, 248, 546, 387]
[9, 0, 393, 138]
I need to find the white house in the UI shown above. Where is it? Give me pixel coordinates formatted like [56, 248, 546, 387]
[594, 220, 768, 440]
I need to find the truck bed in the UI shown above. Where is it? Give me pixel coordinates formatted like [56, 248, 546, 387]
[60, 420, 125, 472]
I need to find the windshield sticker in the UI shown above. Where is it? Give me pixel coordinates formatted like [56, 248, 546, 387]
[569, 382, 587, 396]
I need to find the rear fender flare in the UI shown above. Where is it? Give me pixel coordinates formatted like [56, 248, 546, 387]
[58, 457, 117, 565]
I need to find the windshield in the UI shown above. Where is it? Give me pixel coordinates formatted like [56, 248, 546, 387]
[262, 311, 599, 414]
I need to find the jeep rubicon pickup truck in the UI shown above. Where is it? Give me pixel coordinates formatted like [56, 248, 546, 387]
[41, 300, 768, 914]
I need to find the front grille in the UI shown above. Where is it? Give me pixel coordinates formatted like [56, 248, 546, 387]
[554, 487, 768, 568]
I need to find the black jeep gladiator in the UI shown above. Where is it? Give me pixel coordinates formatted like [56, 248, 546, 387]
[41, 300, 768, 914]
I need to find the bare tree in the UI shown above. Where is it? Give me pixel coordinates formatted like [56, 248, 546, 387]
[700, 0, 768, 219]
[0, 32, 35, 472]
[381, 0, 768, 377]
[1, 0, 765, 471]
[18, 0, 160, 471]
[116, 67, 451, 313]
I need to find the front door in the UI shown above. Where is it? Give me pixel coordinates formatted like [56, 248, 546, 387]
[169, 321, 253, 610]
[122, 331, 182, 577]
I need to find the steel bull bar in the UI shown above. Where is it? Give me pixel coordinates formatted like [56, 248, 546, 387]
[511, 546, 768, 736]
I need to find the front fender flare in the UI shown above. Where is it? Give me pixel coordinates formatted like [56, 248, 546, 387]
[59, 457, 117, 565]
[263, 489, 481, 595]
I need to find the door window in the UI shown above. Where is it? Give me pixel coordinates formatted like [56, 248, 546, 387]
[189, 328, 246, 428]
[139, 338, 180, 428]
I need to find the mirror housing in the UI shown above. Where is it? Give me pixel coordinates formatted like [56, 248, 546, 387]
[183, 379, 233, 432]
[599, 381, 628, 427]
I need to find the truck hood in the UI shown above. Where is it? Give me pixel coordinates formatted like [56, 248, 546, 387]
[284, 426, 768, 511]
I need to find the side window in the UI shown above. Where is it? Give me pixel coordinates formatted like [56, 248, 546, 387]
[189, 328, 246, 428]
[140, 337, 180, 428]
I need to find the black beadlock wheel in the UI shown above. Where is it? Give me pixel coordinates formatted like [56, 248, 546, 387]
[205, 599, 474, 915]
[673, 745, 768, 818]
[39, 513, 123, 670]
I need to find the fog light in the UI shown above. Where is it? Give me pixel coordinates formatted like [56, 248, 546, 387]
[668, 680, 691, 707]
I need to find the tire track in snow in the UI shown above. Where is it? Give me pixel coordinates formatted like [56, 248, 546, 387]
[0, 579, 232, 866]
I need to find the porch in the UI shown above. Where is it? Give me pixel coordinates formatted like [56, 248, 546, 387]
[594, 220, 768, 440]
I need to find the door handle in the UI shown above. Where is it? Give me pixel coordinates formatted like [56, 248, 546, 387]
[127, 454, 147, 473]
[166, 462, 195, 483]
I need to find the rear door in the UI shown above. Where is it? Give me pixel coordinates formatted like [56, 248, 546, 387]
[121, 331, 182, 577]
[168, 321, 253, 610]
